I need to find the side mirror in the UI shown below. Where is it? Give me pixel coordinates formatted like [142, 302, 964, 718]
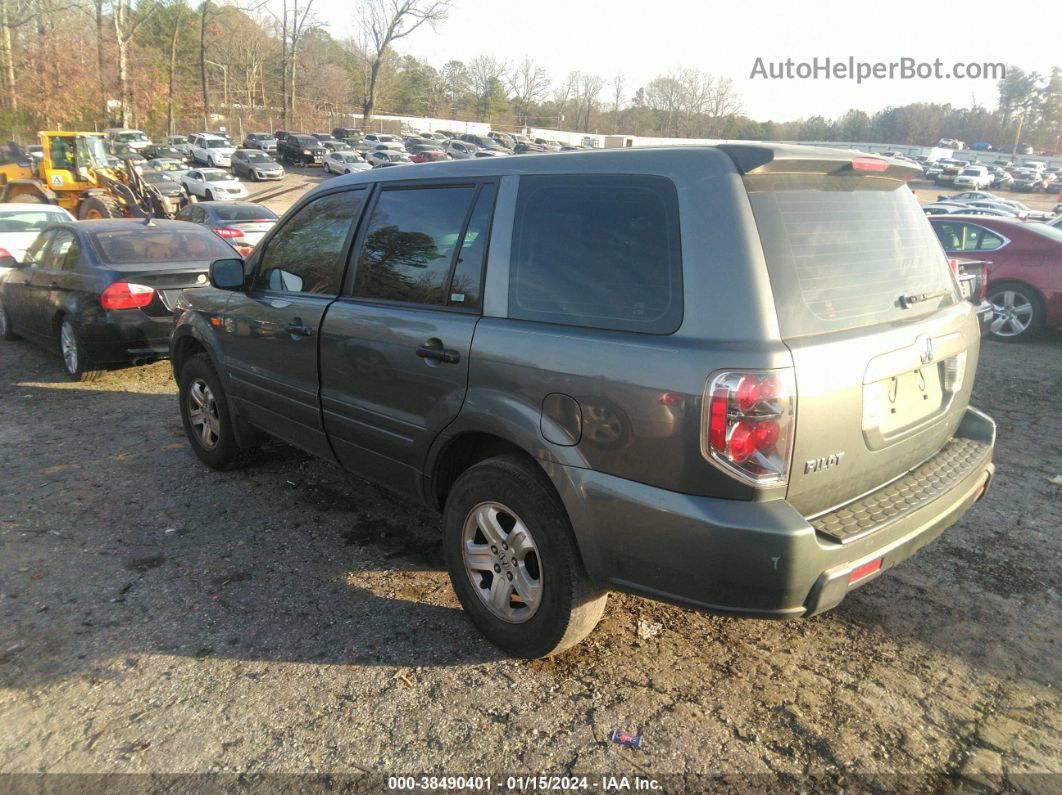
[209, 258, 245, 290]
[0, 254, 21, 269]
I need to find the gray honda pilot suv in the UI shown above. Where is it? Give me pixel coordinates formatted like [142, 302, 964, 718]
[171, 144, 996, 658]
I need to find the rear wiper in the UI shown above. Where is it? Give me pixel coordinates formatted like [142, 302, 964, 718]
[897, 289, 950, 309]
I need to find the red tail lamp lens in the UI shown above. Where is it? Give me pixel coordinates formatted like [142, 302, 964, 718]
[728, 421, 757, 463]
[736, 375, 760, 411]
[852, 157, 888, 172]
[753, 420, 780, 451]
[759, 375, 779, 401]
[709, 388, 729, 451]
[101, 282, 154, 310]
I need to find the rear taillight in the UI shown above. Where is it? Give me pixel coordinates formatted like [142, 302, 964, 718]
[101, 282, 154, 310]
[943, 352, 967, 393]
[212, 227, 244, 239]
[701, 369, 796, 485]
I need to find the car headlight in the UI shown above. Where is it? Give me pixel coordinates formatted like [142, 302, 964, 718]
[303, 149, 311, 155]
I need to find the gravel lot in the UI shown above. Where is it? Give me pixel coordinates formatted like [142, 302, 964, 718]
[0, 303, 1059, 789]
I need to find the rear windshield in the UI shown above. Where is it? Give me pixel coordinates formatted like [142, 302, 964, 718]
[211, 205, 277, 222]
[0, 210, 70, 231]
[93, 229, 234, 263]
[744, 174, 957, 337]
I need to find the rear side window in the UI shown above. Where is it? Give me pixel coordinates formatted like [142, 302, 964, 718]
[745, 175, 956, 337]
[509, 175, 682, 334]
[353, 185, 489, 308]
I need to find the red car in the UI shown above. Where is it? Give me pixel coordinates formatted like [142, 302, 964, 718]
[408, 146, 450, 164]
[930, 215, 1062, 341]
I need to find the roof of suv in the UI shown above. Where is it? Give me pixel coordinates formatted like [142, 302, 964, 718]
[319, 143, 920, 190]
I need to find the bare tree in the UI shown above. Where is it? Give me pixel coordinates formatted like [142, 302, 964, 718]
[610, 74, 624, 132]
[167, 1, 184, 135]
[508, 57, 548, 126]
[574, 72, 603, 131]
[358, 0, 450, 124]
[113, 0, 159, 127]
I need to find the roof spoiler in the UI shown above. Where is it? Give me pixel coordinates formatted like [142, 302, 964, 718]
[719, 144, 921, 182]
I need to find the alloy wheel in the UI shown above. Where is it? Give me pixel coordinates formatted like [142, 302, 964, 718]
[60, 322, 78, 374]
[461, 501, 543, 623]
[988, 290, 1034, 338]
[187, 378, 221, 449]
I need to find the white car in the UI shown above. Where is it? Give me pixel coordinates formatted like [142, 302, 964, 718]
[323, 150, 371, 175]
[954, 166, 992, 189]
[0, 205, 75, 273]
[445, 140, 478, 159]
[189, 133, 236, 167]
[147, 157, 191, 181]
[181, 168, 248, 201]
[363, 133, 403, 146]
[104, 128, 152, 152]
[366, 149, 412, 168]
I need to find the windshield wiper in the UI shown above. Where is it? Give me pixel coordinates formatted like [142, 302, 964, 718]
[897, 289, 950, 309]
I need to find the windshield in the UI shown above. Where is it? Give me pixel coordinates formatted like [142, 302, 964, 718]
[202, 171, 230, 182]
[340, 153, 360, 162]
[117, 132, 148, 142]
[142, 173, 173, 184]
[961, 170, 980, 176]
[93, 229, 234, 263]
[206, 140, 230, 148]
[168, 136, 187, 144]
[244, 152, 273, 163]
[0, 210, 70, 232]
[153, 160, 184, 171]
[744, 174, 956, 337]
[75, 136, 109, 169]
[295, 137, 317, 146]
[212, 205, 277, 222]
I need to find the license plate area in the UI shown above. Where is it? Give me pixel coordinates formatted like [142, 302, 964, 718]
[863, 365, 944, 439]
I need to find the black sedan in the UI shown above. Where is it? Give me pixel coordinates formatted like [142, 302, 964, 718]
[230, 148, 284, 181]
[0, 219, 235, 380]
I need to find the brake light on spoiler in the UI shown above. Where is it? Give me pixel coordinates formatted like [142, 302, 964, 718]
[851, 156, 888, 172]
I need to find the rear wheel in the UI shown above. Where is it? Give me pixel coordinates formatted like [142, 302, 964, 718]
[59, 319, 103, 381]
[78, 195, 122, 220]
[987, 283, 1044, 342]
[0, 296, 20, 340]
[179, 353, 256, 469]
[443, 454, 607, 658]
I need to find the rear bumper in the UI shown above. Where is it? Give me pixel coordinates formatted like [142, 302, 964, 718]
[551, 407, 995, 619]
[81, 310, 174, 363]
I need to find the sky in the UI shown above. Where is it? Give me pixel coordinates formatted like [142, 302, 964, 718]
[314, 0, 1059, 123]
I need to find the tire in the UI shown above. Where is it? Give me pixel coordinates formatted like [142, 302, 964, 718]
[985, 283, 1044, 342]
[0, 295, 20, 340]
[206, 190, 215, 202]
[443, 454, 607, 658]
[58, 319, 103, 381]
[78, 194, 122, 220]
[178, 352, 256, 469]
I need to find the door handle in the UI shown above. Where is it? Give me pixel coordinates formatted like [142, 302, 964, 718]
[416, 343, 460, 364]
[285, 322, 313, 337]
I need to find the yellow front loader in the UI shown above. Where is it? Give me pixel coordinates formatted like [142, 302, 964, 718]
[0, 131, 190, 219]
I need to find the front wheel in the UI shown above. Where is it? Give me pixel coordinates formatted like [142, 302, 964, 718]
[986, 283, 1044, 342]
[59, 319, 103, 381]
[443, 454, 607, 658]
[179, 353, 255, 469]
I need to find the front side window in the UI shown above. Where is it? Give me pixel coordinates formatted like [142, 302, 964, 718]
[509, 174, 683, 334]
[353, 185, 482, 307]
[254, 190, 364, 295]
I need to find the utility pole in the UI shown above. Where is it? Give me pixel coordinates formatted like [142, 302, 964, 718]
[1011, 110, 1025, 159]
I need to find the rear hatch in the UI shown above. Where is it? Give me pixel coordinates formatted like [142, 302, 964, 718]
[730, 148, 978, 517]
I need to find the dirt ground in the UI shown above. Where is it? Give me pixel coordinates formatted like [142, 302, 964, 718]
[0, 299, 1060, 790]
